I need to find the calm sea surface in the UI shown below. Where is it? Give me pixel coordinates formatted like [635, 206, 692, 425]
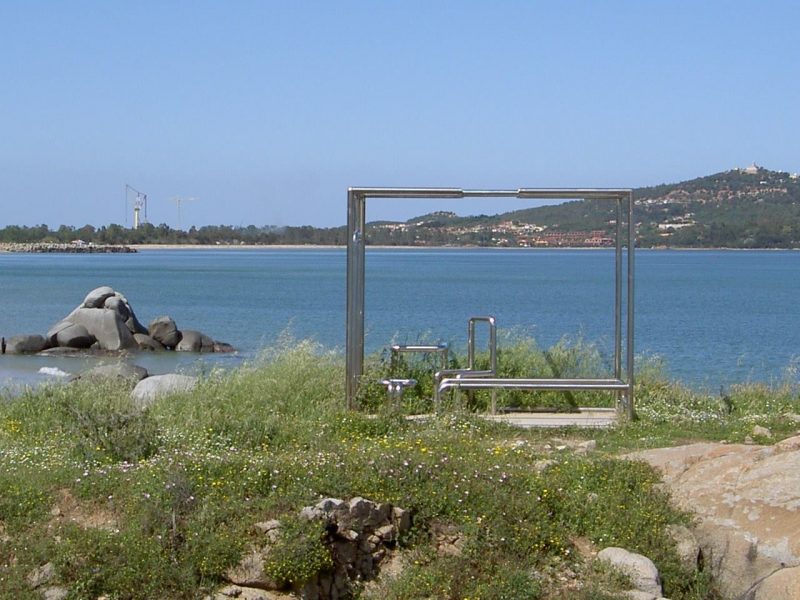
[1, 248, 798, 390]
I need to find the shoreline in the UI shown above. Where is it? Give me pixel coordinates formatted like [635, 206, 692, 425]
[130, 243, 798, 251]
[1, 242, 794, 252]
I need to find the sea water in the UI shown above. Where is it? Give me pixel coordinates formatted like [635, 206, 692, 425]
[1, 248, 798, 390]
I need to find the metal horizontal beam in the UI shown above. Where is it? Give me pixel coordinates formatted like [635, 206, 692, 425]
[438, 377, 629, 392]
[348, 187, 631, 200]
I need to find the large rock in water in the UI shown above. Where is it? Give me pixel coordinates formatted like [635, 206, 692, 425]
[627, 435, 800, 600]
[148, 316, 182, 348]
[63, 307, 137, 351]
[176, 330, 214, 353]
[5, 334, 48, 354]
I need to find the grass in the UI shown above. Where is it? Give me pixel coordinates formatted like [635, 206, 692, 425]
[0, 335, 797, 599]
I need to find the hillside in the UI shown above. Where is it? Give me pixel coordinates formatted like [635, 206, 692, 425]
[367, 164, 800, 248]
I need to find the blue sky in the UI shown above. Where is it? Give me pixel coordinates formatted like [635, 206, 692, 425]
[1, 1, 798, 228]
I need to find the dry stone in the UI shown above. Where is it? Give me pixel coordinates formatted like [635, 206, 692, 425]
[220, 497, 410, 600]
[27, 562, 56, 588]
[752, 425, 772, 438]
[620, 592, 659, 600]
[666, 524, 701, 572]
[43, 588, 69, 600]
[131, 374, 198, 407]
[596, 547, 662, 597]
[751, 564, 800, 600]
[211, 585, 294, 600]
[627, 436, 800, 600]
[224, 550, 278, 590]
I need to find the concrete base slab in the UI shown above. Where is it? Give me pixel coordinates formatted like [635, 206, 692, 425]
[484, 408, 618, 428]
[406, 408, 618, 428]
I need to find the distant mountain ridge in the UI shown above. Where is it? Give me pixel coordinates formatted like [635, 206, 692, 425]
[368, 164, 800, 248]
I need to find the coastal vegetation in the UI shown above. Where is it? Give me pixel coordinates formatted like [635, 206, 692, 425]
[2, 337, 798, 598]
[2, 166, 799, 249]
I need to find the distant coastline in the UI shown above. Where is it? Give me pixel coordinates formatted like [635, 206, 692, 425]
[129, 244, 797, 252]
[2, 242, 796, 253]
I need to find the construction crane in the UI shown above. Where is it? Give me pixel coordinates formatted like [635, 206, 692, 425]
[169, 196, 197, 230]
[124, 184, 148, 230]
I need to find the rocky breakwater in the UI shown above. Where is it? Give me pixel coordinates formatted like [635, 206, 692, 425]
[1, 286, 234, 356]
[0, 242, 136, 253]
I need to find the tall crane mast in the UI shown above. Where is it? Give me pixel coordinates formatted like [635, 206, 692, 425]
[169, 196, 197, 230]
[124, 184, 148, 230]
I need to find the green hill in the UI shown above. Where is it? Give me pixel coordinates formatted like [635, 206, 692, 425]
[367, 164, 800, 248]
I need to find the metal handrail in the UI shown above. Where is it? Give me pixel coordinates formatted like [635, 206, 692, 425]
[390, 343, 448, 373]
[434, 315, 499, 412]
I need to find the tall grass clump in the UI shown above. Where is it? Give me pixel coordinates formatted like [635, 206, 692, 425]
[152, 337, 345, 449]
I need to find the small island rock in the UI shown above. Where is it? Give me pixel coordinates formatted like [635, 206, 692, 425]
[7, 287, 232, 357]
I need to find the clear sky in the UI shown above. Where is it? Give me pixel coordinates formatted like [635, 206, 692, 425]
[1, 1, 798, 229]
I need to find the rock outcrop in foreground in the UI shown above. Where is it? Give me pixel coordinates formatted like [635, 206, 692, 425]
[628, 435, 800, 600]
[213, 497, 412, 600]
[2, 286, 234, 355]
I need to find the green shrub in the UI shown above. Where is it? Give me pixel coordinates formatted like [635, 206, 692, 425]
[53, 380, 161, 463]
[263, 515, 333, 587]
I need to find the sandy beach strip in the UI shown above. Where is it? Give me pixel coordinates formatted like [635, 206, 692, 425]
[130, 244, 343, 250]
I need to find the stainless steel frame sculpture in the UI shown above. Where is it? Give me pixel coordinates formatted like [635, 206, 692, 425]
[346, 187, 635, 418]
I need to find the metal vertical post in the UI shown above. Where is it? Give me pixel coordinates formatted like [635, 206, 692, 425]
[346, 189, 366, 408]
[614, 198, 623, 411]
[626, 191, 635, 418]
[615, 199, 623, 379]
